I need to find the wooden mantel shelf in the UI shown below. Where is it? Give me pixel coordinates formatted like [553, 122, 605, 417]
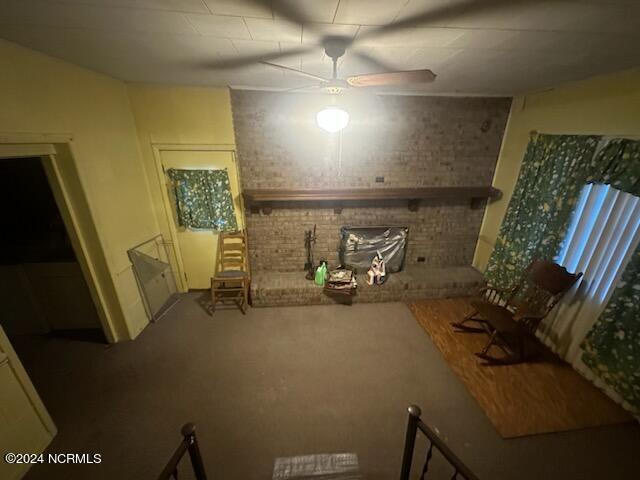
[244, 186, 501, 214]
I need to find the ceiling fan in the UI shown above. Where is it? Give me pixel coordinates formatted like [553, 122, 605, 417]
[260, 36, 436, 94]
[205, 0, 528, 92]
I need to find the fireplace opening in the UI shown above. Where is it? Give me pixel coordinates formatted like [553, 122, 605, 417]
[339, 226, 408, 274]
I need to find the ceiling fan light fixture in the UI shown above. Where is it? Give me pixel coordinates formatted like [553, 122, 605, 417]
[316, 106, 349, 133]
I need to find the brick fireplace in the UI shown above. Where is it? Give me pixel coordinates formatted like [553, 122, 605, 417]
[230, 90, 510, 306]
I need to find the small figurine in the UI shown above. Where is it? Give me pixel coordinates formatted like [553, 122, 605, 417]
[367, 251, 386, 286]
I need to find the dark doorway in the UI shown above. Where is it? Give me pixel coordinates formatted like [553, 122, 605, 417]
[0, 156, 105, 343]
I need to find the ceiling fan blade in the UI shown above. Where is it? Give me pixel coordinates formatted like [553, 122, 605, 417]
[261, 61, 331, 83]
[251, 0, 315, 29]
[347, 70, 436, 87]
[356, 0, 530, 41]
[203, 47, 313, 69]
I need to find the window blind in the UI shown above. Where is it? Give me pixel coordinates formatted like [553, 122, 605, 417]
[539, 183, 640, 363]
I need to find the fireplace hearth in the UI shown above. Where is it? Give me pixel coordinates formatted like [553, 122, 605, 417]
[231, 90, 510, 307]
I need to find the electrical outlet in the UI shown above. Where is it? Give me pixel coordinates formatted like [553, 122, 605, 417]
[417, 257, 426, 262]
[375, 176, 384, 183]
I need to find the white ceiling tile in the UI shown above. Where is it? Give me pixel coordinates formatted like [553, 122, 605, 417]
[368, 46, 417, 63]
[89, 8, 199, 34]
[232, 64, 284, 82]
[186, 14, 250, 38]
[408, 47, 461, 68]
[415, 1, 639, 34]
[301, 53, 332, 70]
[232, 39, 281, 56]
[277, 43, 324, 61]
[537, 31, 638, 57]
[267, 54, 302, 70]
[0, 0, 197, 34]
[264, 43, 326, 76]
[394, 0, 537, 29]
[433, 49, 527, 92]
[458, 2, 608, 34]
[397, 0, 628, 33]
[39, 0, 211, 14]
[227, 64, 319, 90]
[137, 34, 235, 62]
[0, 0, 638, 94]
[302, 23, 360, 44]
[582, 0, 640, 4]
[334, 0, 408, 25]
[336, 59, 370, 77]
[274, 0, 340, 24]
[203, 0, 272, 18]
[497, 2, 634, 35]
[298, 58, 333, 80]
[244, 17, 302, 42]
[572, 3, 640, 34]
[394, 0, 453, 23]
[355, 26, 465, 47]
[170, 63, 289, 88]
[492, 30, 573, 52]
[0, 25, 154, 81]
[337, 46, 442, 77]
[350, 47, 417, 71]
[446, 30, 519, 50]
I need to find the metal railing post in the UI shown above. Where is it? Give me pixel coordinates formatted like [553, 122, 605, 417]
[400, 404, 422, 480]
[181, 423, 208, 480]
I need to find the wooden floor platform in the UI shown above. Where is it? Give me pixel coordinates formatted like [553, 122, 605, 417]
[410, 298, 632, 438]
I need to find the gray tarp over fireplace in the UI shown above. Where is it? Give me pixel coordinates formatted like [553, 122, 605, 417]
[339, 226, 408, 273]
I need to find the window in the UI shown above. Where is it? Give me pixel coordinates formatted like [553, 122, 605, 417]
[540, 183, 640, 362]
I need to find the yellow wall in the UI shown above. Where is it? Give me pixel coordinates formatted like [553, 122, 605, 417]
[127, 85, 240, 289]
[0, 39, 158, 340]
[474, 68, 640, 272]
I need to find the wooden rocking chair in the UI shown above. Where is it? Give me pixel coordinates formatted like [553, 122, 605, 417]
[210, 230, 249, 314]
[451, 260, 582, 365]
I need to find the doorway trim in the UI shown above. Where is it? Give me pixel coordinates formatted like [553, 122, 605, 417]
[150, 143, 242, 292]
[0, 134, 126, 343]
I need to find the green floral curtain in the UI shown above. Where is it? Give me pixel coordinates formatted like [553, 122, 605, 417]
[484, 135, 640, 415]
[485, 134, 600, 290]
[581, 139, 640, 415]
[587, 138, 640, 195]
[167, 168, 238, 231]
[582, 246, 640, 414]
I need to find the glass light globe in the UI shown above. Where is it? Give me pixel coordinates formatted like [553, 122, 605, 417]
[316, 106, 349, 133]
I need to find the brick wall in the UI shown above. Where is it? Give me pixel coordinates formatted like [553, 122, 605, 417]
[231, 90, 510, 273]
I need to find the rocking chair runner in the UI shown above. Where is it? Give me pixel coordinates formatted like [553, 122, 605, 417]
[452, 260, 582, 365]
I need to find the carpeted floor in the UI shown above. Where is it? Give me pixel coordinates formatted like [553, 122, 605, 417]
[11, 293, 640, 480]
[410, 299, 631, 438]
